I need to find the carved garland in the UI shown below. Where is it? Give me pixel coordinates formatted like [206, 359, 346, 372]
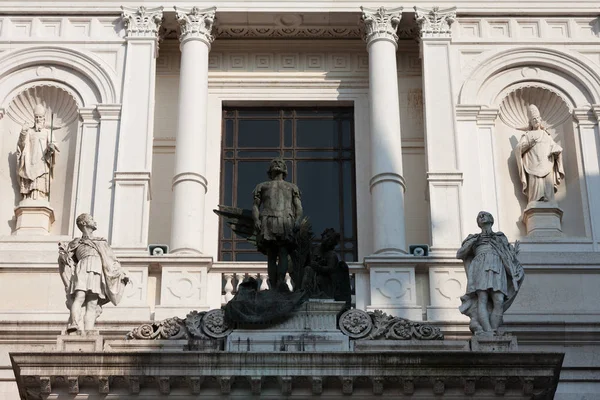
[126, 309, 232, 340]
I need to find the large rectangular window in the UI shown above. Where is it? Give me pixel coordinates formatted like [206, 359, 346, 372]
[219, 107, 357, 262]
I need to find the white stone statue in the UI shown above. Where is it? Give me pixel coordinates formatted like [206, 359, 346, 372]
[515, 104, 564, 205]
[16, 104, 58, 201]
[58, 214, 129, 334]
[457, 212, 525, 336]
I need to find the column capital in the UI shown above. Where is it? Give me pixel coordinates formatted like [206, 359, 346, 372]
[175, 6, 216, 47]
[360, 6, 403, 47]
[121, 6, 164, 39]
[414, 6, 456, 39]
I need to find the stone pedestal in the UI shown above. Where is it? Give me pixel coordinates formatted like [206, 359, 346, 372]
[470, 335, 518, 352]
[523, 202, 563, 237]
[226, 300, 350, 352]
[14, 201, 55, 235]
[56, 331, 103, 352]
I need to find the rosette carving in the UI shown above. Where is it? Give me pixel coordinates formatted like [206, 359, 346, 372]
[339, 309, 443, 340]
[339, 309, 373, 339]
[201, 309, 232, 338]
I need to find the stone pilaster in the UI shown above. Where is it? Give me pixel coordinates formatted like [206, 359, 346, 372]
[169, 7, 216, 255]
[415, 6, 463, 256]
[111, 6, 163, 252]
[360, 6, 407, 255]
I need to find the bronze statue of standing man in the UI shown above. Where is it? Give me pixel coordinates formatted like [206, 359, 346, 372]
[252, 158, 303, 291]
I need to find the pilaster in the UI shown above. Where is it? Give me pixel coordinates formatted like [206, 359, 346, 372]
[111, 6, 163, 252]
[169, 6, 216, 255]
[73, 107, 99, 230]
[573, 107, 600, 249]
[415, 6, 463, 255]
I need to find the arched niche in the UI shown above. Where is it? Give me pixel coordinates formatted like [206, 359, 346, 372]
[0, 46, 119, 236]
[495, 86, 586, 239]
[458, 47, 600, 239]
[0, 85, 80, 235]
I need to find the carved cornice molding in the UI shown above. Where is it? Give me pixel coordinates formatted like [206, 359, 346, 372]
[215, 26, 362, 39]
[414, 6, 457, 39]
[121, 6, 164, 39]
[360, 6, 403, 46]
[174, 6, 216, 46]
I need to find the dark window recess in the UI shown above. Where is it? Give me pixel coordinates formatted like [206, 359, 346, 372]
[219, 107, 357, 262]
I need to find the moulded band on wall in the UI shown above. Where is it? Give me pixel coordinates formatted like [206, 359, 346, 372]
[369, 172, 406, 192]
[171, 171, 208, 192]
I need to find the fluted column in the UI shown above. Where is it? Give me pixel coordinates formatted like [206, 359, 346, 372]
[170, 7, 216, 254]
[361, 6, 407, 254]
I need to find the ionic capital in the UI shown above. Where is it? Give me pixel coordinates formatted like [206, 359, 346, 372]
[121, 6, 164, 38]
[414, 6, 456, 39]
[360, 6, 403, 47]
[175, 6, 216, 47]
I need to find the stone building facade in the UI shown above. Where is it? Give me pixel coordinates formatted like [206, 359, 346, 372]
[0, 1, 599, 398]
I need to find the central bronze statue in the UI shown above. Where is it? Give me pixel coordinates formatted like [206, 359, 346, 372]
[252, 158, 303, 290]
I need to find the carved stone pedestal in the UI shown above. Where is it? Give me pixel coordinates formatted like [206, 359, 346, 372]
[226, 300, 350, 352]
[470, 334, 518, 352]
[56, 331, 104, 352]
[523, 202, 563, 237]
[14, 200, 55, 235]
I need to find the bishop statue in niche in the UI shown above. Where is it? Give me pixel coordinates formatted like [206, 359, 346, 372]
[515, 104, 564, 205]
[16, 104, 58, 201]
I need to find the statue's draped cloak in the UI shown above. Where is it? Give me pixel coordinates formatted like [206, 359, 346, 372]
[458, 232, 524, 317]
[515, 129, 564, 202]
[16, 128, 53, 195]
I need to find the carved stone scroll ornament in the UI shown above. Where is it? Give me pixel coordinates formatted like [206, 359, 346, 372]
[121, 6, 164, 38]
[174, 6, 216, 44]
[339, 309, 444, 340]
[414, 6, 456, 39]
[360, 6, 403, 45]
[126, 309, 232, 340]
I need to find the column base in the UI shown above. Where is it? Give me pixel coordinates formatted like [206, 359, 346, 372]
[523, 202, 563, 237]
[13, 200, 55, 235]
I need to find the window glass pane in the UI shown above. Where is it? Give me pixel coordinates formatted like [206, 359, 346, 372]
[341, 119, 352, 148]
[238, 120, 280, 147]
[225, 120, 234, 148]
[237, 151, 282, 159]
[238, 110, 280, 117]
[236, 252, 267, 262]
[295, 109, 335, 118]
[342, 161, 355, 238]
[297, 160, 340, 235]
[222, 161, 234, 205]
[296, 151, 338, 159]
[222, 220, 231, 239]
[284, 120, 293, 147]
[221, 252, 232, 261]
[236, 161, 271, 210]
[296, 120, 338, 148]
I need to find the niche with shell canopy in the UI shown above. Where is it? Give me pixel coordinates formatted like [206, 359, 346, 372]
[494, 86, 586, 239]
[0, 85, 80, 235]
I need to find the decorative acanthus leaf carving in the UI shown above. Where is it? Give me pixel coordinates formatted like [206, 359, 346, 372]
[126, 309, 232, 340]
[121, 6, 164, 38]
[175, 6, 216, 44]
[414, 6, 456, 39]
[339, 309, 444, 340]
[360, 6, 403, 44]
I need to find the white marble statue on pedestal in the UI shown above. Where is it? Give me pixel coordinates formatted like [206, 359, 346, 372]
[457, 212, 525, 336]
[58, 214, 129, 334]
[515, 104, 564, 206]
[16, 104, 58, 202]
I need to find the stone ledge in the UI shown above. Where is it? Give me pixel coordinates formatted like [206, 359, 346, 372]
[10, 351, 564, 398]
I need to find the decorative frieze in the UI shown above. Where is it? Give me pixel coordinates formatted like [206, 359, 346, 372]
[174, 6, 216, 45]
[414, 6, 457, 39]
[454, 17, 600, 41]
[339, 309, 444, 340]
[360, 6, 403, 45]
[121, 6, 163, 38]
